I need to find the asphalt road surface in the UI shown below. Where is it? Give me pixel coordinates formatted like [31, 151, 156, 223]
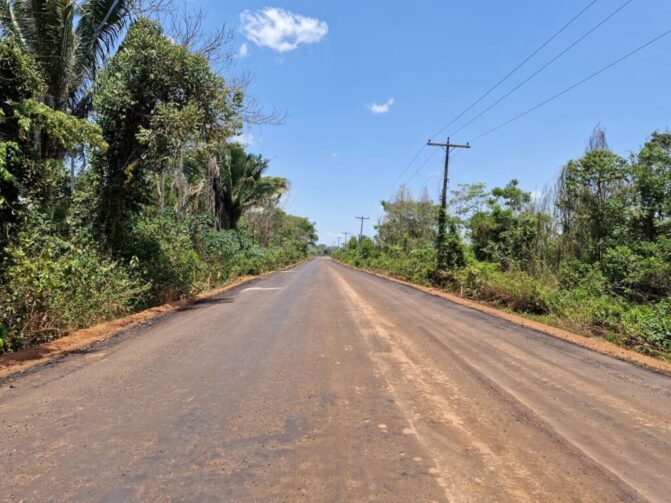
[1, 258, 670, 502]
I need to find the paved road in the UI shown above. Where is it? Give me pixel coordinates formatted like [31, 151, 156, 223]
[1, 258, 670, 502]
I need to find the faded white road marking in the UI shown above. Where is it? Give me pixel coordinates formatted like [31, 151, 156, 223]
[240, 287, 283, 293]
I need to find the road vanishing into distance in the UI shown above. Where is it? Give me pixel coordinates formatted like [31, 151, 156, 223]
[1, 258, 670, 502]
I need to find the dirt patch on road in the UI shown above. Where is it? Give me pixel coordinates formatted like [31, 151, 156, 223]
[0, 262, 305, 379]
[333, 260, 671, 377]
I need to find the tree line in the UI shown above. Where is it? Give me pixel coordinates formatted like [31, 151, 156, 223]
[0, 1, 316, 353]
[335, 128, 671, 357]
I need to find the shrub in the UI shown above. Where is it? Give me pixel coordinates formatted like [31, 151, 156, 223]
[622, 299, 671, 353]
[0, 226, 147, 352]
[455, 263, 552, 314]
[125, 213, 206, 304]
[601, 244, 671, 301]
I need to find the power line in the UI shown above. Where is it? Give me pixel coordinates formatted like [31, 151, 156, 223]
[417, 150, 464, 190]
[372, 1, 600, 210]
[401, 149, 440, 187]
[401, 0, 634, 192]
[429, 0, 600, 140]
[468, 27, 671, 143]
[377, 145, 426, 203]
[449, 0, 634, 138]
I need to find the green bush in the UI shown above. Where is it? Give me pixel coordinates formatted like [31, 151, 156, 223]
[125, 213, 206, 304]
[622, 299, 671, 353]
[601, 243, 671, 301]
[0, 226, 147, 352]
[456, 262, 552, 314]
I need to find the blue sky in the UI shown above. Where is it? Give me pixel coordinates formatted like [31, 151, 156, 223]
[192, 0, 670, 245]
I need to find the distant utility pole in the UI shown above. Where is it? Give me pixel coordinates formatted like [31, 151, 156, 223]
[336, 236, 342, 248]
[427, 137, 470, 269]
[342, 232, 350, 245]
[355, 216, 370, 242]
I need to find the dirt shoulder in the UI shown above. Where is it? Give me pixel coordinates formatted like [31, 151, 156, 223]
[0, 261, 306, 379]
[333, 259, 671, 377]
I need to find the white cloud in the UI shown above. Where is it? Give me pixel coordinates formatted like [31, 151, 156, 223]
[236, 42, 249, 58]
[530, 189, 544, 201]
[366, 97, 395, 114]
[230, 132, 254, 146]
[240, 7, 328, 53]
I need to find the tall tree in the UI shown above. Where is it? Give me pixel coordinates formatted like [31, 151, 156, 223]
[213, 143, 286, 230]
[0, 0, 135, 119]
[631, 132, 671, 241]
[90, 18, 242, 250]
[556, 150, 630, 261]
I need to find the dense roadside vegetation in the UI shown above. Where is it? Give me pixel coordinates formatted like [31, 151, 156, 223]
[335, 129, 671, 359]
[0, 2, 316, 353]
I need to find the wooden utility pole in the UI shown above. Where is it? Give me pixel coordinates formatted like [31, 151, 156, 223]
[355, 216, 370, 242]
[427, 137, 470, 270]
[343, 232, 350, 245]
[336, 236, 342, 248]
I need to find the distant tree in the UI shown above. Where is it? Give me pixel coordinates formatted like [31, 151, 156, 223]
[470, 180, 541, 270]
[631, 131, 671, 241]
[556, 150, 630, 262]
[376, 186, 437, 252]
[450, 182, 488, 237]
[213, 143, 286, 230]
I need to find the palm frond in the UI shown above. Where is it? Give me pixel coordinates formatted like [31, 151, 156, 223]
[75, 0, 134, 86]
[0, 0, 24, 42]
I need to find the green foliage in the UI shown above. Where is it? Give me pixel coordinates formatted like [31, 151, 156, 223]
[470, 179, 541, 270]
[92, 18, 242, 249]
[214, 143, 287, 230]
[0, 37, 104, 250]
[0, 0, 134, 117]
[377, 186, 436, 252]
[337, 144, 671, 357]
[456, 262, 552, 314]
[630, 132, 671, 241]
[556, 149, 630, 261]
[0, 217, 147, 351]
[601, 242, 671, 301]
[124, 213, 207, 303]
[0, 16, 315, 354]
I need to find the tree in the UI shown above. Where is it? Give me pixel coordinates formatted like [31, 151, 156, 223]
[90, 18, 242, 250]
[450, 182, 488, 237]
[376, 186, 437, 252]
[0, 38, 102, 251]
[631, 131, 671, 241]
[213, 143, 286, 230]
[470, 180, 542, 270]
[556, 150, 630, 262]
[0, 0, 134, 119]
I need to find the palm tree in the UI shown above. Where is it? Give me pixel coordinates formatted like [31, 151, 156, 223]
[213, 143, 287, 230]
[0, 0, 134, 118]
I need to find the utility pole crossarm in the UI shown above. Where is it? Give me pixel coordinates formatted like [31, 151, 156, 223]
[427, 140, 471, 149]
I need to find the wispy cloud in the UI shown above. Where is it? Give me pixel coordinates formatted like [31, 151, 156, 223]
[230, 132, 254, 146]
[240, 7, 328, 53]
[236, 42, 249, 58]
[366, 97, 395, 114]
